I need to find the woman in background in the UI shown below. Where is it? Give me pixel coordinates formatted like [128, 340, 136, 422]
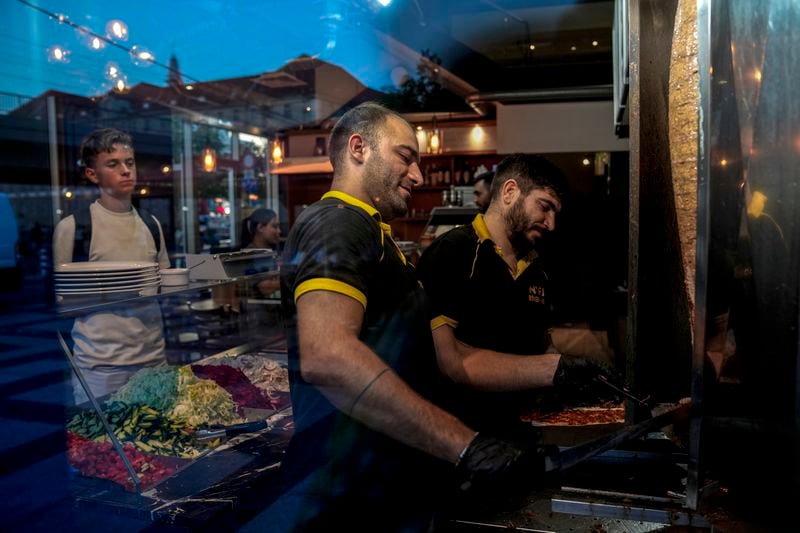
[242, 208, 281, 250]
[241, 208, 281, 298]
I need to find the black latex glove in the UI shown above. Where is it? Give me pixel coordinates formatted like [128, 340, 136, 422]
[552, 354, 624, 402]
[553, 354, 622, 386]
[454, 433, 557, 503]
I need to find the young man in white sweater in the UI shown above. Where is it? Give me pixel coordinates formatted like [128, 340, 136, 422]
[53, 128, 170, 402]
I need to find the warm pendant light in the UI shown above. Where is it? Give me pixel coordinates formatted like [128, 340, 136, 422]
[428, 115, 442, 154]
[271, 139, 284, 165]
[429, 131, 441, 153]
[202, 146, 217, 172]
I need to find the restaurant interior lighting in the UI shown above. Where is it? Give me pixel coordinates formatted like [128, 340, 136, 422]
[429, 130, 441, 154]
[428, 116, 442, 154]
[271, 139, 284, 165]
[594, 152, 610, 176]
[415, 128, 428, 151]
[202, 147, 217, 172]
[470, 125, 485, 145]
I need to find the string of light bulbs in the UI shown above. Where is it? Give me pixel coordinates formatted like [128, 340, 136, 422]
[15, 0, 201, 85]
[13, 0, 294, 114]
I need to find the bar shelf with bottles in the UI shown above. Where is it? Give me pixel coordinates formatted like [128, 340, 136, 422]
[418, 152, 499, 188]
[394, 153, 499, 242]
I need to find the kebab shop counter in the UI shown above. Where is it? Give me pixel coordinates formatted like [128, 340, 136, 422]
[55, 256, 295, 526]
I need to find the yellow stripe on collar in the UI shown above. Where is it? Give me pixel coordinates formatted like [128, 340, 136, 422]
[382, 223, 407, 265]
[472, 213, 491, 242]
[471, 213, 537, 279]
[472, 213, 504, 259]
[514, 251, 537, 279]
[323, 190, 380, 218]
[322, 190, 405, 265]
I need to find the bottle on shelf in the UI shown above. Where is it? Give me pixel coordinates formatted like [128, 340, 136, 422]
[447, 185, 456, 207]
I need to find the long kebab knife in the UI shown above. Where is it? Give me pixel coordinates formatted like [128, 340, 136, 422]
[543, 401, 691, 473]
[594, 373, 652, 408]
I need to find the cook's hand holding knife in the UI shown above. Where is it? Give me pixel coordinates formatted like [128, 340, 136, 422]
[454, 432, 559, 506]
[553, 353, 650, 404]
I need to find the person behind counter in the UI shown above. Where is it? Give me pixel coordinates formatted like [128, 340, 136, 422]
[242, 102, 556, 532]
[472, 170, 494, 214]
[417, 153, 618, 435]
[53, 128, 170, 402]
[239, 208, 282, 298]
[241, 207, 281, 250]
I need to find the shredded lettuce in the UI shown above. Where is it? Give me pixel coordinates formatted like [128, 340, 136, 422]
[111, 367, 179, 412]
[170, 366, 242, 427]
[109, 365, 242, 428]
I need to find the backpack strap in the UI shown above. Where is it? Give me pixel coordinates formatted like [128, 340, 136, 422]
[72, 206, 92, 262]
[136, 206, 162, 256]
[70, 205, 162, 262]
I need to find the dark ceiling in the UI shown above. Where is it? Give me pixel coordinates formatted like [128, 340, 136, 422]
[372, 0, 615, 94]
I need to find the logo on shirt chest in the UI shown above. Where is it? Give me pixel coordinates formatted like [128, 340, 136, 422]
[528, 284, 546, 304]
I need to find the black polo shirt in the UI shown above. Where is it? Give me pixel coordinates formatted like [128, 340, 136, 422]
[279, 190, 445, 529]
[416, 214, 553, 431]
[418, 214, 552, 354]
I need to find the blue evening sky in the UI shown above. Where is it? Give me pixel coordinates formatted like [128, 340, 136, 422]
[2, 0, 408, 99]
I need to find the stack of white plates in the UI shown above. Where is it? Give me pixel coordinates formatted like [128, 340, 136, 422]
[54, 261, 161, 296]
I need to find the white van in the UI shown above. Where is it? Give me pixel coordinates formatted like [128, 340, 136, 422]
[0, 192, 22, 289]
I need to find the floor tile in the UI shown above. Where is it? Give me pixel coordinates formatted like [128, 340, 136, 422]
[0, 360, 67, 385]
[0, 417, 62, 452]
[10, 381, 71, 405]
